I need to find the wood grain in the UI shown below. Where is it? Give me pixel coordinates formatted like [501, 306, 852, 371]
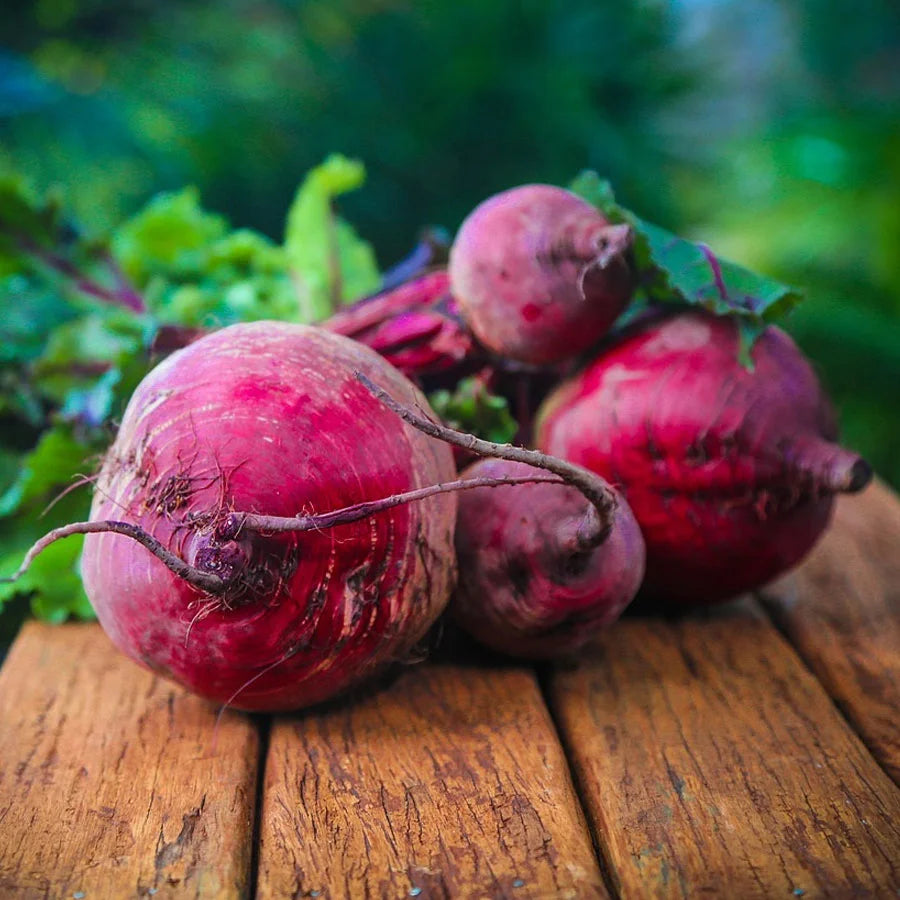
[547, 601, 900, 898]
[257, 663, 607, 899]
[760, 481, 900, 783]
[0, 622, 260, 899]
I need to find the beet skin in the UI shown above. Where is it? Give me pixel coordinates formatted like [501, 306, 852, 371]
[452, 459, 645, 658]
[82, 322, 457, 711]
[536, 310, 872, 604]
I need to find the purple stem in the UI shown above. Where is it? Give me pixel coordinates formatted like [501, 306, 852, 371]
[700, 243, 729, 303]
[355, 372, 618, 547]
[16, 234, 146, 312]
[221, 474, 564, 538]
[4, 475, 564, 597]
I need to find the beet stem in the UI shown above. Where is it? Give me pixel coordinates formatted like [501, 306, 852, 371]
[2, 520, 226, 594]
[228, 474, 565, 535]
[5, 476, 565, 595]
[354, 371, 617, 545]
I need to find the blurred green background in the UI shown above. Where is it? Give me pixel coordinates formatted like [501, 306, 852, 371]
[2, 0, 898, 484]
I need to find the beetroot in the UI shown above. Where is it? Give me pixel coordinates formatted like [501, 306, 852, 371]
[451, 459, 645, 658]
[355, 379, 645, 658]
[67, 322, 457, 711]
[448, 184, 633, 365]
[536, 310, 872, 604]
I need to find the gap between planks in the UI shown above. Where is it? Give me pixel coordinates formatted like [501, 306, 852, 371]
[0, 622, 262, 899]
[257, 662, 607, 899]
[541, 484, 900, 899]
[759, 480, 900, 784]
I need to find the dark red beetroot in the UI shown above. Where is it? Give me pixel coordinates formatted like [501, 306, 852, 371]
[352, 382, 645, 658]
[75, 322, 458, 711]
[452, 459, 645, 658]
[535, 310, 873, 604]
[449, 184, 633, 365]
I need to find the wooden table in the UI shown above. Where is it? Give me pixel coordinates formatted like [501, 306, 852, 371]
[1, 483, 898, 898]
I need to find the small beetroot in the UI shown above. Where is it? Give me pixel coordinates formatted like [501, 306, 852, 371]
[452, 459, 645, 658]
[355, 380, 645, 658]
[449, 184, 633, 365]
[536, 309, 872, 604]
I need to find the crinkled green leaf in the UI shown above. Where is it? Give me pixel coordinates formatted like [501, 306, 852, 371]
[429, 377, 518, 445]
[0, 425, 96, 518]
[570, 171, 803, 329]
[284, 153, 380, 322]
[113, 186, 228, 286]
[121, 204, 298, 327]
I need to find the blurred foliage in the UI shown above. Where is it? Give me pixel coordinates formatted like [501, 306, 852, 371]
[0, 0, 691, 257]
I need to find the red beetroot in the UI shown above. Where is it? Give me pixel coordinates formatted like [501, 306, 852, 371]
[76, 322, 458, 711]
[452, 459, 645, 658]
[535, 310, 872, 604]
[449, 184, 634, 365]
[355, 381, 645, 658]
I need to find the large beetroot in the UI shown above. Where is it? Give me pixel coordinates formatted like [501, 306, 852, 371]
[66, 322, 458, 711]
[536, 310, 872, 604]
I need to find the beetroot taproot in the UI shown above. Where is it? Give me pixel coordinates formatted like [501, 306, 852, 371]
[449, 184, 633, 365]
[535, 310, 872, 604]
[451, 459, 645, 658]
[71, 322, 459, 711]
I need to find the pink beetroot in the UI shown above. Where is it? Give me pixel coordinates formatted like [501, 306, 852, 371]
[452, 459, 645, 658]
[449, 184, 634, 365]
[59, 322, 458, 711]
[536, 309, 872, 604]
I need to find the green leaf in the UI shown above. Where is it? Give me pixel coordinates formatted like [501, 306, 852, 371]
[0, 531, 92, 622]
[284, 154, 380, 322]
[32, 308, 147, 417]
[570, 171, 803, 329]
[0, 274, 78, 364]
[429, 378, 518, 445]
[117, 195, 299, 327]
[0, 425, 95, 518]
[0, 174, 64, 276]
[0, 174, 144, 312]
[113, 186, 228, 286]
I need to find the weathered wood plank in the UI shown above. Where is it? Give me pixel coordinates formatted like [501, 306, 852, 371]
[0, 622, 260, 899]
[760, 481, 900, 783]
[547, 601, 900, 898]
[258, 663, 607, 899]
